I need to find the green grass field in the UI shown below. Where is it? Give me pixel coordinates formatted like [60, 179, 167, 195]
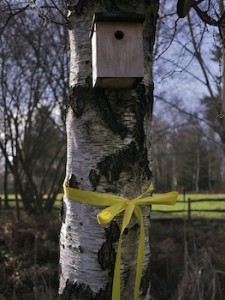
[1, 193, 225, 218]
[152, 193, 225, 217]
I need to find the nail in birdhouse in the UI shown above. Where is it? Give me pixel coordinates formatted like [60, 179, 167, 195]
[90, 12, 145, 89]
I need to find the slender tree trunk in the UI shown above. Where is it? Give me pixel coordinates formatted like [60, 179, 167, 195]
[59, 1, 159, 299]
[172, 154, 177, 190]
[4, 158, 10, 209]
[3, 110, 10, 209]
[13, 156, 20, 222]
[207, 145, 212, 192]
[195, 147, 200, 193]
[217, 1, 225, 155]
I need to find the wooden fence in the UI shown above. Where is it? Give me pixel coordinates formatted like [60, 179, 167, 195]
[152, 198, 225, 220]
[1, 196, 225, 220]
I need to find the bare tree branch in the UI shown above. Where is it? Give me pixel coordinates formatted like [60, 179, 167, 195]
[0, 1, 29, 34]
[29, 0, 69, 26]
[177, 0, 225, 27]
[155, 94, 223, 144]
[188, 13, 216, 98]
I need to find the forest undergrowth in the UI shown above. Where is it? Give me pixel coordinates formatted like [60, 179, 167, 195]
[0, 211, 225, 300]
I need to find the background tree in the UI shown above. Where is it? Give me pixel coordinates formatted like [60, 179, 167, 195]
[0, 5, 68, 212]
[152, 99, 225, 192]
[151, 0, 225, 194]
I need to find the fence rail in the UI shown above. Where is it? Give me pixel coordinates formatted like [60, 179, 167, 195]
[1, 195, 225, 220]
[152, 197, 225, 220]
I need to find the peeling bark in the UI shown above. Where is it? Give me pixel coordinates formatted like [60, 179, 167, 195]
[59, 0, 159, 299]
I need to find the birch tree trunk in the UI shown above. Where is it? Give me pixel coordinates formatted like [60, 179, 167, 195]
[59, 1, 159, 299]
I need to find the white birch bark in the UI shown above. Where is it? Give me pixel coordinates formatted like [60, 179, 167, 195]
[59, 1, 159, 299]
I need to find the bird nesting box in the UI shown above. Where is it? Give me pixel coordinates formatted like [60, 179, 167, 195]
[90, 12, 145, 89]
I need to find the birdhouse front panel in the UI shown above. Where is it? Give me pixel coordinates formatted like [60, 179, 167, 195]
[91, 13, 145, 89]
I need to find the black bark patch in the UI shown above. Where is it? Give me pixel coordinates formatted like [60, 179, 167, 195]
[129, 82, 154, 150]
[97, 142, 137, 184]
[73, 0, 90, 15]
[67, 174, 80, 188]
[103, 0, 120, 10]
[60, 280, 113, 300]
[98, 241, 116, 271]
[105, 221, 120, 243]
[89, 169, 100, 190]
[95, 281, 112, 300]
[60, 280, 94, 300]
[139, 148, 152, 180]
[104, 187, 119, 194]
[66, 87, 129, 140]
[98, 222, 120, 271]
[140, 261, 151, 296]
[147, 83, 154, 116]
[85, 76, 92, 87]
[131, 223, 140, 231]
[97, 142, 151, 184]
[93, 89, 129, 139]
[78, 246, 84, 253]
[123, 266, 131, 286]
[133, 84, 148, 149]
[66, 86, 92, 118]
[60, 200, 67, 224]
[124, 228, 129, 235]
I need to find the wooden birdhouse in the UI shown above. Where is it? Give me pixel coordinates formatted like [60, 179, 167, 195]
[90, 12, 145, 89]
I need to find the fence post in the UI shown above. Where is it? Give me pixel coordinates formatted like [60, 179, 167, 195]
[183, 187, 186, 202]
[188, 197, 191, 221]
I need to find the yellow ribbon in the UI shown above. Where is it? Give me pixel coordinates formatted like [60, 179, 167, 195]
[63, 182, 178, 300]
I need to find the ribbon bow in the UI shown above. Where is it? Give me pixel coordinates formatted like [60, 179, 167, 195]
[64, 182, 178, 300]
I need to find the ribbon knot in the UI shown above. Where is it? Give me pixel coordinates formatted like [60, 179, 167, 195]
[63, 182, 178, 300]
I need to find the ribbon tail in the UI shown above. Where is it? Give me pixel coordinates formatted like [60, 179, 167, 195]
[112, 233, 122, 300]
[135, 191, 178, 206]
[133, 206, 145, 300]
[111, 203, 135, 300]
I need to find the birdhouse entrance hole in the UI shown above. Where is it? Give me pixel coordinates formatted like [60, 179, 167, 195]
[114, 30, 124, 40]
